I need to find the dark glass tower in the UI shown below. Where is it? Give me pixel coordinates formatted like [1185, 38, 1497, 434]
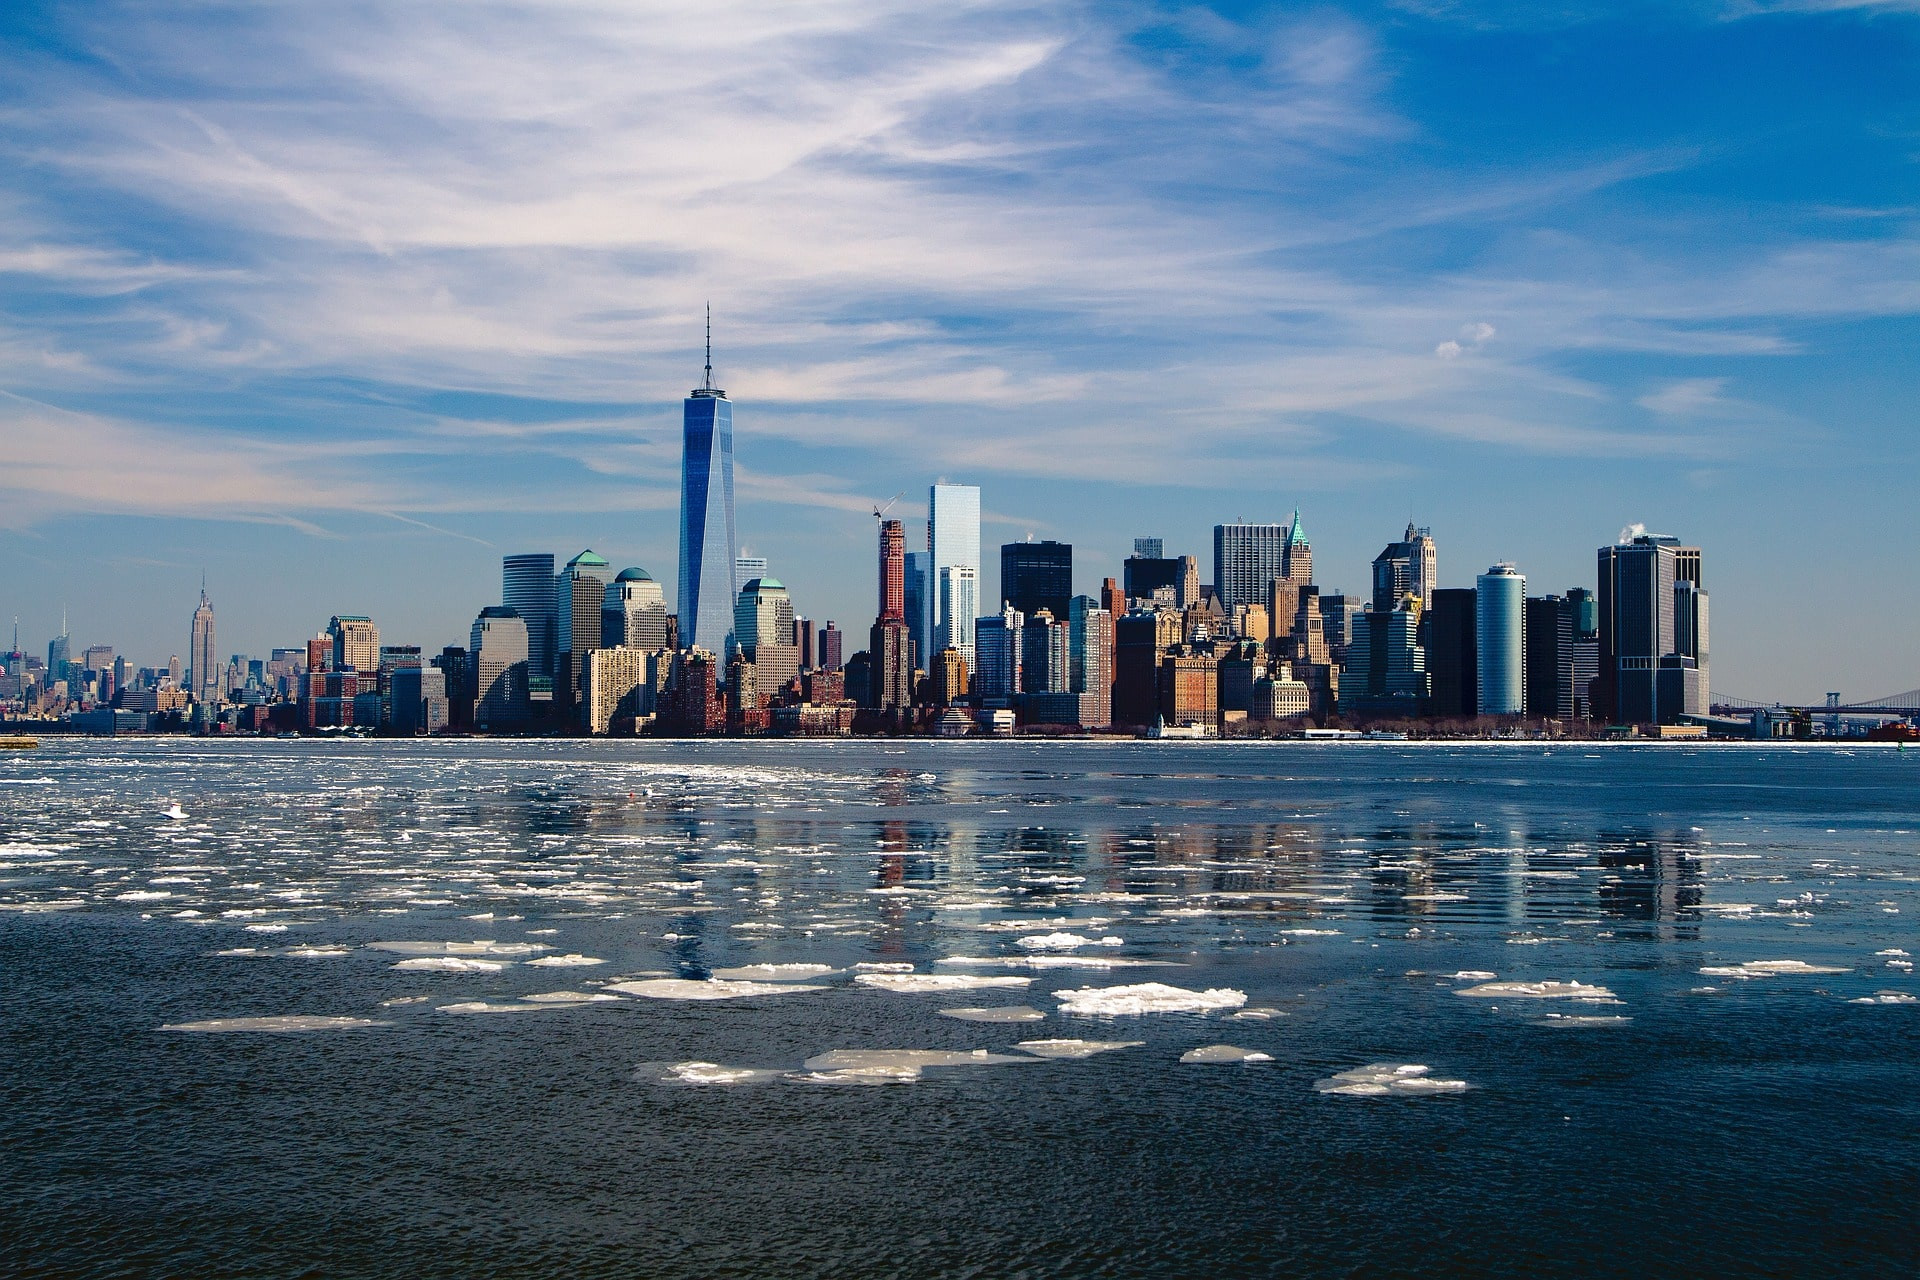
[1001, 539, 1072, 621]
[677, 310, 737, 652]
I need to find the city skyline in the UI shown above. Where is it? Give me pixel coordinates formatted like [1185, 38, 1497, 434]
[2, 3, 1918, 699]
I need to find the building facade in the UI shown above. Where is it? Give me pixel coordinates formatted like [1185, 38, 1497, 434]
[927, 483, 981, 681]
[502, 553, 557, 684]
[677, 338, 737, 653]
[1001, 539, 1073, 622]
[1475, 564, 1526, 716]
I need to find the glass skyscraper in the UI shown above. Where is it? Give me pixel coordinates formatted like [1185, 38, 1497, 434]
[1475, 564, 1526, 716]
[678, 325, 737, 654]
[502, 554, 557, 682]
[927, 483, 980, 672]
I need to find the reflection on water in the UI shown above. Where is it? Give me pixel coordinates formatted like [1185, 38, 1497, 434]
[4, 739, 1919, 1278]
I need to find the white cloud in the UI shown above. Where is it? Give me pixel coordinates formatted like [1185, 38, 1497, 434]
[1638, 377, 1731, 416]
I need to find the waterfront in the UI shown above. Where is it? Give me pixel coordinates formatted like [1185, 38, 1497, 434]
[4, 739, 1918, 1277]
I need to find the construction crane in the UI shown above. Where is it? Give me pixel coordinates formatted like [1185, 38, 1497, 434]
[872, 492, 903, 521]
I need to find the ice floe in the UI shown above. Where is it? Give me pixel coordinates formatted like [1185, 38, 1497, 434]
[158, 1015, 389, 1033]
[641, 1060, 787, 1086]
[852, 961, 915, 973]
[854, 973, 1032, 993]
[1013, 1039, 1143, 1059]
[392, 957, 506, 973]
[524, 954, 606, 968]
[1315, 1063, 1470, 1097]
[935, 954, 1180, 970]
[1454, 980, 1618, 1001]
[709, 963, 840, 982]
[940, 1005, 1046, 1023]
[793, 1048, 1035, 1084]
[1697, 959, 1850, 978]
[1180, 1044, 1273, 1064]
[438, 992, 621, 1012]
[368, 940, 551, 957]
[605, 978, 827, 1000]
[1053, 983, 1247, 1015]
[1014, 932, 1124, 951]
[1849, 991, 1920, 1005]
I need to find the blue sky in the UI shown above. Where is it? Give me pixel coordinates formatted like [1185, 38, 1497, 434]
[0, 0, 1915, 700]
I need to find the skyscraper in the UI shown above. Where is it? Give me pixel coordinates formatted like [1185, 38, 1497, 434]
[1425, 587, 1478, 718]
[1525, 595, 1576, 721]
[1475, 564, 1526, 716]
[678, 311, 737, 652]
[1068, 595, 1113, 698]
[1282, 509, 1312, 586]
[502, 553, 557, 682]
[1372, 523, 1438, 612]
[1596, 534, 1707, 724]
[903, 550, 929, 669]
[877, 519, 906, 622]
[1213, 523, 1289, 609]
[557, 549, 610, 718]
[603, 567, 671, 651]
[189, 582, 216, 703]
[974, 604, 1023, 701]
[936, 565, 979, 673]
[1001, 539, 1072, 621]
[734, 578, 796, 658]
[469, 606, 529, 729]
[928, 483, 981, 678]
[328, 615, 378, 675]
[1021, 609, 1069, 695]
[47, 609, 70, 683]
[820, 622, 843, 672]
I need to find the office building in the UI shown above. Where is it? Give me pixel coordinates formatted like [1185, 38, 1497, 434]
[1001, 539, 1072, 622]
[1526, 595, 1576, 721]
[1475, 565, 1526, 716]
[189, 583, 217, 702]
[1342, 604, 1427, 714]
[1113, 609, 1184, 727]
[1214, 523, 1290, 610]
[928, 483, 981, 677]
[877, 519, 906, 622]
[502, 554, 557, 682]
[974, 605, 1023, 701]
[1159, 652, 1218, 729]
[677, 318, 737, 652]
[1596, 534, 1708, 724]
[735, 554, 768, 584]
[734, 578, 795, 659]
[931, 647, 969, 706]
[556, 549, 610, 718]
[1281, 509, 1311, 586]
[935, 564, 979, 673]
[1021, 609, 1070, 695]
[1372, 524, 1438, 612]
[904, 550, 929, 669]
[604, 567, 670, 651]
[328, 615, 379, 677]
[820, 622, 843, 672]
[1068, 595, 1113, 698]
[1124, 552, 1199, 608]
[1425, 588, 1478, 718]
[470, 607, 530, 730]
[1133, 537, 1163, 559]
[388, 665, 448, 736]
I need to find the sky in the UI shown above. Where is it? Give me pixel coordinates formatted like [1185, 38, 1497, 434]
[0, 0, 1915, 702]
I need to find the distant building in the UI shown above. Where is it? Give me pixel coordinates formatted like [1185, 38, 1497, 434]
[1002, 539, 1072, 622]
[556, 549, 610, 721]
[877, 519, 906, 622]
[434, 647, 471, 730]
[1568, 587, 1598, 719]
[935, 564, 979, 674]
[734, 578, 796, 659]
[1525, 595, 1576, 721]
[469, 607, 529, 730]
[974, 605, 1023, 701]
[1133, 536, 1163, 559]
[678, 329, 737, 653]
[587, 646, 653, 734]
[1159, 652, 1218, 729]
[1372, 523, 1438, 613]
[1068, 595, 1113, 698]
[389, 665, 448, 736]
[1213, 523, 1290, 610]
[1425, 588, 1478, 718]
[1020, 608, 1070, 695]
[1596, 534, 1708, 724]
[1343, 604, 1427, 715]
[931, 647, 969, 707]
[328, 615, 379, 677]
[903, 550, 929, 669]
[1113, 609, 1183, 728]
[604, 567, 670, 651]
[928, 483, 981, 676]
[1124, 553, 1199, 608]
[503, 554, 557, 683]
[1475, 565, 1526, 716]
[819, 622, 843, 672]
[189, 584, 217, 703]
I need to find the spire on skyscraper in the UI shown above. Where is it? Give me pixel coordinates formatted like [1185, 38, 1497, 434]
[704, 302, 713, 392]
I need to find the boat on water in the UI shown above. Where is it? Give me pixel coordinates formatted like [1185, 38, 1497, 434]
[0, 735, 40, 749]
[1146, 718, 1216, 740]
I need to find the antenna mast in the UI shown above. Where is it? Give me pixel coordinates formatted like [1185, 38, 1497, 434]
[704, 302, 713, 391]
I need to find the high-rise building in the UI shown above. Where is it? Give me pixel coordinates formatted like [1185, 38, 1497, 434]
[820, 622, 843, 672]
[1596, 534, 1707, 724]
[1342, 604, 1427, 714]
[47, 612, 70, 683]
[1525, 595, 1576, 721]
[189, 582, 217, 702]
[1214, 523, 1290, 610]
[1282, 509, 1311, 586]
[587, 646, 653, 734]
[1425, 587, 1477, 718]
[1158, 652, 1218, 729]
[928, 483, 980, 679]
[556, 550, 610, 719]
[931, 647, 969, 706]
[433, 646, 471, 730]
[1068, 595, 1113, 698]
[794, 617, 815, 671]
[603, 567, 671, 651]
[677, 315, 737, 652]
[469, 607, 529, 729]
[328, 615, 378, 677]
[1372, 523, 1438, 613]
[1020, 609, 1069, 695]
[973, 605, 1023, 701]
[1133, 537, 1163, 559]
[735, 554, 768, 584]
[935, 565, 979, 674]
[903, 550, 929, 669]
[1113, 609, 1184, 727]
[1001, 539, 1072, 621]
[1475, 565, 1526, 716]
[1293, 586, 1329, 664]
[734, 578, 796, 659]
[502, 554, 557, 682]
[1568, 587, 1599, 721]
[877, 519, 906, 622]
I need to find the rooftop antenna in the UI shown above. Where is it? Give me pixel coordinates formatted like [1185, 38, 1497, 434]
[703, 302, 713, 392]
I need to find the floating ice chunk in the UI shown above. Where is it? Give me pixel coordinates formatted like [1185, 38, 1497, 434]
[852, 962, 915, 973]
[281, 946, 350, 959]
[709, 964, 841, 981]
[936, 955, 1180, 970]
[244, 924, 289, 933]
[1278, 929, 1342, 937]
[437, 1002, 546, 1014]
[940, 1006, 1046, 1023]
[800, 1049, 1033, 1080]
[162, 804, 188, 821]
[158, 1016, 389, 1033]
[1536, 1013, 1632, 1027]
[1315, 1063, 1469, 1097]
[367, 940, 550, 957]
[1876, 949, 1910, 957]
[1014, 932, 1124, 951]
[605, 978, 827, 1000]
[117, 890, 171, 902]
[1229, 1008, 1285, 1020]
[855, 973, 1032, 993]
[1449, 971, 1499, 981]
[1180, 1044, 1273, 1064]
[392, 957, 506, 973]
[1054, 983, 1247, 1015]
[379, 996, 430, 1007]
[1455, 980, 1617, 1001]
[521, 990, 621, 1003]
[1697, 959, 1850, 978]
[1013, 1039, 1143, 1059]
[643, 1060, 787, 1086]
[790, 1066, 923, 1085]
[1849, 991, 1920, 1005]
[213, 947, 260, 957]
[526, 928, 560, 936]
[524, 954, 606, 968]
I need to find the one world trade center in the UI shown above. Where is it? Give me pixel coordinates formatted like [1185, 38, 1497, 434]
[677, 309, 737, 653]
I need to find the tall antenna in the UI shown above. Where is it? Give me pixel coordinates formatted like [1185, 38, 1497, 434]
[703, 302, 713, 391]
[60, 604, 67, 638]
